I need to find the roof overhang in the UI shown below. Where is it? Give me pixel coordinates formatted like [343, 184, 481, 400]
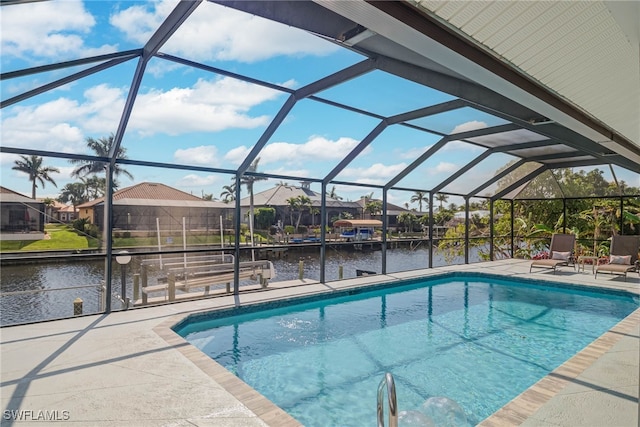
[312, 0, 640, 168]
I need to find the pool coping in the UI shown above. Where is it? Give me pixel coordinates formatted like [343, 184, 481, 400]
[152, 263, 640, 427]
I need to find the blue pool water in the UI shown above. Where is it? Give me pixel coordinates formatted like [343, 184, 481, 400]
[176, 274, 638, 426]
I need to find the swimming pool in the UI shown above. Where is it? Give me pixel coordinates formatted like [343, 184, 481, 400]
[175, 274, 638, 426]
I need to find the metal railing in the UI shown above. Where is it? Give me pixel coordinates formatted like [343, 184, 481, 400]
[377, 372, 398, 427]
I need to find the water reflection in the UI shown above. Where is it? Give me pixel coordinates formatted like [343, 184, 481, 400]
[0, 247, 480, 326]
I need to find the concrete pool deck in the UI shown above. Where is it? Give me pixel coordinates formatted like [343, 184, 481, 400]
[1, 259, 638, 426]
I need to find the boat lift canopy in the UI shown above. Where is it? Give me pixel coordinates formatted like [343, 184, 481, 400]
[333, 220, 383, 228]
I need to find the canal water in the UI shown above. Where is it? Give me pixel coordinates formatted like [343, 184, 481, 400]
[0, 246, 482, 326]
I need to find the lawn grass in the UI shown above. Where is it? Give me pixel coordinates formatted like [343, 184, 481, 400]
[0, 224, 98, 252]
[1, 224, 263, 252]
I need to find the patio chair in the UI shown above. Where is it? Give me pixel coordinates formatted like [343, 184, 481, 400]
[529, 233, 576, 274]
[595, 235, 640, 281]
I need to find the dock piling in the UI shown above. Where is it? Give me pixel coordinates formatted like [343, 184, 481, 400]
[133, 273, 140, 301]
[168, 272, 176, 301]
[73, 298, 83, 316]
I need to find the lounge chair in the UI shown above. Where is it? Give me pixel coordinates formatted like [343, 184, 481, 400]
[595, 235, 640, 281]
[529, 233, 576, 274]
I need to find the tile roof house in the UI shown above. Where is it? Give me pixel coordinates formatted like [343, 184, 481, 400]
[0, 186, 45, 240]
[36, 199, 76, 223]
[239, 182, 362, 228]
[77, 182, 232, 235]
[239, 182, 412, 229]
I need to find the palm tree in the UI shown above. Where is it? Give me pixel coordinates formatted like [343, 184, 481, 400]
[81, 175, 107, 199]
[70, 134, 134, 187]
[364, 200, 382, 218]
[286, 196, 298, 226]
[410, 191, 428, 212]
[220, 184, 236, 203]
[12, 155, 60, 199]
[236, 157, 267, 231]
[327, 185, 343, 200]
[58, 182, 87, 216]
[43, 197, 56, 223]
[294, 195, 312, 229]
[435, 193, 449, 210]
[397, 212, 417, 233]
[309, 206, 320, 227]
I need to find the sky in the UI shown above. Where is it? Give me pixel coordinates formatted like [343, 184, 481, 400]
[1, 0, 637, 209]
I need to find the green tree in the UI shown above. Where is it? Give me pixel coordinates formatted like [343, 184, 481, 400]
[435, 193, 448, 210]
[43, 197, 56, 223]
[286, 195, 312, 229]
[327, 185, 343, 200]
[418, 214, 430, 229]
[364, 200, 382, 218]
[331, 211, 354, 224]
[410, 191, 428, 212]
[12, 155, 60, 199]
[309, 206, 320, 226]
[255, 207, 276, 229]
[58, 182, 87, 215]
[70, 134, 134, 188]
[397, 212, 417, 232]
[220, 184, 236, 203]
[235, 157, 267, 231]
[286, 197, 298, 226]
[81, 175, 107, 199]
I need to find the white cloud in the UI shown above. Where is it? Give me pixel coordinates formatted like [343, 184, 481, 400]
[261, 136, 362, 165]
[396, 146, 428, 160]
[224, 146, 251, 166]
[1, 100, 87, 153]
[175, 173, 222, 188]
[129, 77, 281, 136]
[221, 136, 363, 168]
[443, 120, 489, 151]
[353, 178, 388, 186]
[110, 0, 338, 63]
[55, 166, 77, 181]
[341, 163, 408, 180]
[174, 146, 220, 167]
[451, 120, 487, 134]
[264, 167, 311, 178]
[429, 162, 458, 175]
[1, 76, 283, 152]
[109, 0, 178, 44]
[1, 0, 117, 61]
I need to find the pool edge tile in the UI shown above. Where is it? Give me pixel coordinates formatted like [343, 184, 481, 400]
[478, 307, 640, 426]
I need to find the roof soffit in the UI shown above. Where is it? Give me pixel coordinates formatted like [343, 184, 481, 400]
[407, 0, 640, 152]
[313, 0, 639, 168]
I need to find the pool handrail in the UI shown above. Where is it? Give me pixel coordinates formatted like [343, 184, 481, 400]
[377, 372, 398, 427]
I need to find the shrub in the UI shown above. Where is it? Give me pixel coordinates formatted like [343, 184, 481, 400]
[284, 225, 295, 235]
[72, 218, 89, 233]
[84, 224, 100, 238]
